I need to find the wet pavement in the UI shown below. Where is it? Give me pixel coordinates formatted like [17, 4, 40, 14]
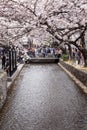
[0, 64, 87, 130]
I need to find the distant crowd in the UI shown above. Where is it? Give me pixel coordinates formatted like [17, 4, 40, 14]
[27, 46, 62, 58]
[67, 48, 84, 66]
[68, 48, 84, 66]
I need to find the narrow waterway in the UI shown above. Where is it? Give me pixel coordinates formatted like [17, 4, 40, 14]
[0, 64, 87, 130]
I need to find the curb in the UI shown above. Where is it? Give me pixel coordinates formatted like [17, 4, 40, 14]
[7, 63, 24, 90]
[58, 63, 87, 94]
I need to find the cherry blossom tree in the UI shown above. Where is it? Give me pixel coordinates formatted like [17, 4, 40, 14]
[38, 0, 87, 63]
[0, 0, 87, 63]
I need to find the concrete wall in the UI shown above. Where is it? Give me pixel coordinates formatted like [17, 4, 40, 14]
[0, 71, 7, 110]
[0, 64, 24, 110]
[60, 61, 87, 87]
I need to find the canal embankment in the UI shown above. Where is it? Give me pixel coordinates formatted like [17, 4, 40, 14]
[0, 64, 87, 130]
[0, 60, 87, 111]
[0, 63, 24, 110]
[0, 71, 7, 110]
[59, 60, 87, 94]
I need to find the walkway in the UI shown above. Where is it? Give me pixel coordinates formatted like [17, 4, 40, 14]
[0, 64, 87, 130]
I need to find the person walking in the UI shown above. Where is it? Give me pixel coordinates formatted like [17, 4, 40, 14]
[2, 54, 6, 69]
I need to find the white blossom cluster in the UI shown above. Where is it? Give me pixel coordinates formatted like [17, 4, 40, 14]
[0, 0, 87, 49]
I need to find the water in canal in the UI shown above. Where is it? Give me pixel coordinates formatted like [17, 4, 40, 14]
[0, 64, 87, 130]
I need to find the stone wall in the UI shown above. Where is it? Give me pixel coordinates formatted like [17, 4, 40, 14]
[60, 61, 87, 87]
[0, 71, 7, 110]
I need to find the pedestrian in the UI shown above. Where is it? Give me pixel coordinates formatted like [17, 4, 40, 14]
[58, 49, 62, 58]
[5, 58, 9, 75]
[80, 53, 84, 66]
[74, 49, 80, 65]
[2, 54, 6, 69]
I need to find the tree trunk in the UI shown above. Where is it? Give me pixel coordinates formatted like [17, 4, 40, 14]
[80, 33, 86, 48]
[80, 33, 87, 66]
[81, 49, 87, 66]
[67, 44, 72, 60]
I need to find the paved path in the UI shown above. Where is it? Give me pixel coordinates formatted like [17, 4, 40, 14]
[0, 64, 87, 130]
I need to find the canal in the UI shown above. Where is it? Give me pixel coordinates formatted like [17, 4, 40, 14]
[0, 64, 87, 130]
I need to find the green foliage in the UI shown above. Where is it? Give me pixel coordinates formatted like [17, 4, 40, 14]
[61, 54, 69, 61]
